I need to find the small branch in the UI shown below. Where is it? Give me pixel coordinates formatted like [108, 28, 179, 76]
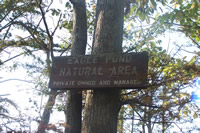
[34, 0, 53, 34]
[3, 24, 12, 42]
[38, 0, 54, 59]
[60, 44, 72, 56]
[120, 90, 138, 96]
[122, 99, 161, 108]
[0, 53, 22, 65]
[0, 49, 38, 65]
[0, 11, 23, 32]
[51, 13, 62, 37]
[0, 122, 16, 132]
[0, 94, 10, 96]
[189, 36, 200, 48]
[12, 21, 46, 48]
[134, 109, 148, 125]
[37, 89, 58, 133]
[87, 43, 92, 50]
[39, 4, 52, 42]
[0, 79, 35, 84]
[0, 10, 11, 24]
[174, 43, 197, 54]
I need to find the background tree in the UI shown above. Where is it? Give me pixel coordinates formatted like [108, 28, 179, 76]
[1, 0, 70, 132]
[119, 43, 200, 132]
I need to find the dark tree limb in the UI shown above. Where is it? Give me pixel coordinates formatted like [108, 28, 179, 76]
[38, 0, 54, 60]
[122, 99, 161, 109]
[37, 90, 58, 133]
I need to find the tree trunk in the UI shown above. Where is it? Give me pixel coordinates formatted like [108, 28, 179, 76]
[131, 106, 135, 133]
[37, 90, 57, 133]
[118, 105, 125, 133]
[147, 107, 152, 133]
[82, 0, 124, 133]
[64, 0, 87, 133]
[162, 109, 165, 133]
[142, 107, 146, 133]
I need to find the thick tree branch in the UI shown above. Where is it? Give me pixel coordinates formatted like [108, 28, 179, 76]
[122, 99, 161, 108]
[0, 49, 38, 65]
[12, 21, 46, 49]
[37, 89, 58, 133]
[3, 25, 11, 42]
[0, 10, 11, 24]
[0, 11, 24, 32]
[38, 0, 54, 59]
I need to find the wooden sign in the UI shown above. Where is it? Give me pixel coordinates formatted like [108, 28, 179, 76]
[49, 52, 148, 89]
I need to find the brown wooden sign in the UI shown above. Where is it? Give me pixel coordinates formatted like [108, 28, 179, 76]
[49, 52, 148, 89]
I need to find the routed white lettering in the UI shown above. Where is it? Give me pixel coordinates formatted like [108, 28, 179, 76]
[105, 54, 132, 63]
[113, 80, 141, 85]
[59, 67, 103, 77]
[99, 80, 110, 85]
[67, 58, 73, 64]
[59, 68, 71, 76]
[77, 81, 96, 86]
[67, 56, 98, 64]
[59, 68, 66, 76]
[109, 66, 137, 76]
[65, 81, 75, 86]
[53, 81, 65, 86]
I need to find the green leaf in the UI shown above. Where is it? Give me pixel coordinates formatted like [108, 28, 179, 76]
[139, 13, 146, 21]
[192, 0, 198, 14]
[65, 2, 71, 8]
[170, 13, 176, 23]
[150, 0, 157, 9]
[188, 56, 196, 65]
[146, 15, 150, 24]
[196, 36, 200, 42]
[193, 112, 197, 119]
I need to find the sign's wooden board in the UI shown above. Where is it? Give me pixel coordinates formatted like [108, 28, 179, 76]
[49, 52, 148, 89]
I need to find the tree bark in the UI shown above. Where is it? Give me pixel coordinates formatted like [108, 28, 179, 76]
[92, 0, 124, 54]
[64, 0, 87, 133]
[82, 0, 124, 133]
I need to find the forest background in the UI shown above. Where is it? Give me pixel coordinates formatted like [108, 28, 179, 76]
[0, 0, 200, 132]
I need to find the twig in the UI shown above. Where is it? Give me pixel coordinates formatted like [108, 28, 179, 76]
[0, 94, 10, 96]
[122, 99, 161, 108]
[0, 79, 35, 84]
[51, 13, 63, 37]
[60, 44, 72, 56]
[0, 53, 22, 65]
[0, 49, 38, 65]
[3, 24, 12, 42]
[189, 36, 200, 48]
[12, 21, 46, 49]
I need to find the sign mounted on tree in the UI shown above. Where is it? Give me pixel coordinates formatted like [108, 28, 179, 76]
[49, 52, 148, 89]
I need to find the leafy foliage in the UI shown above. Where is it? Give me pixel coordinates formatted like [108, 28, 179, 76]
[156, 0, 200, 47]
[120, 41, 200, 132]
[0, 0, 200, 132]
